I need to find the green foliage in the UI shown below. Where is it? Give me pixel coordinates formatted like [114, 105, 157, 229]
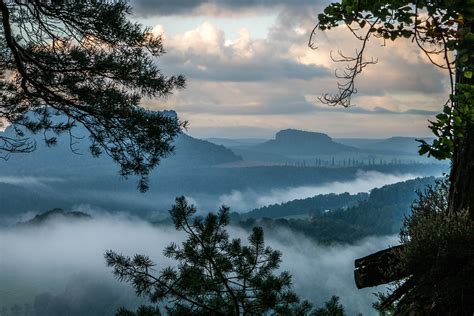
[241, 192, 368, 220]
[0, 1, 185, 190]
[384, 179, 474, 314]
[117, 306, 162, 316]
[105, 197, 313, 315]
[312, 296, 345, 316]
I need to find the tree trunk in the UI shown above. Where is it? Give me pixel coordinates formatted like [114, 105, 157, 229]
[353, 17, 474, 293]
[449, 122, 474, 219]
[448, 19, 474, 220]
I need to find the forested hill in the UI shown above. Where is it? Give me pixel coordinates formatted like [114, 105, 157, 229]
[240, 192, 369, 219]
[15, 208, 91, 227]
[253, 129, 358, 155]
[323, 176, 436, 235]
[165, 134, 242, 167]
[237, 177, 437, 243]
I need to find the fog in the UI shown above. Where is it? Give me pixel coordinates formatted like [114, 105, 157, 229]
[0, 176, 64, 187]
[218, 170, 420, 211]
[0, 170, 432, 220]
[0, 213, 397, 315]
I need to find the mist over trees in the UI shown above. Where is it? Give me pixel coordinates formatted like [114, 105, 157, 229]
[106, 197, 314, 315]
[236, 177, 436, 244]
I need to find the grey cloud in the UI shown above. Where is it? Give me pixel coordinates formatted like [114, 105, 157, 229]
[188, 125, 276, 139]
[404, 108, 439, 115]
[312, 104, 438, 116]
[137, 1, 445, 129]
[175, 94, 318, 115]
[130, 0, 323, 16]
[174, 91, 438, 117]
[164, 59, 330, 82]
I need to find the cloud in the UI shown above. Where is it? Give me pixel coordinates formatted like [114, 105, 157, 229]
[169, 58, 329, 82]
[157, 22, 330, 84]
[270, 229, 398, 314]
[138, 3, 449, 137]
[187, 125, 276, 139]
[171, 93, 319, 115]
[130, 0, 325, 17]
[310, 104, 439, 116]
[0, 212, 395, 315]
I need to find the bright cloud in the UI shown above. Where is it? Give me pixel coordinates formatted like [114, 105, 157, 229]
[137, 3, 449, 138]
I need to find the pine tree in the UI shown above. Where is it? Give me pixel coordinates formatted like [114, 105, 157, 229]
[105, 197, 313, 316]
[0, 0, 185, 191]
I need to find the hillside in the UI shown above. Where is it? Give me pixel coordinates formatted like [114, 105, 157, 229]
[240, 192, 369, 219]
[166, 134, 242, 167]
[0, 111, 242, 175]
[254, 129, 358, 156]
[238, 177, 437, 243]
[337, 136, 435, 156]
[363, 137, 430, 155]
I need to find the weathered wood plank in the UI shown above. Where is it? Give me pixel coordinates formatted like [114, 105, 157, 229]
[354, 244, 408, 289]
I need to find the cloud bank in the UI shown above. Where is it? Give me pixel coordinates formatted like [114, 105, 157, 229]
[131, 0, 324, 17]
[0, 214, 396, 315]
[139, 5, 449, 138]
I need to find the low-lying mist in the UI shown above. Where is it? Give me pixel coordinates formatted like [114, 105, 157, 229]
[218, 170, 420, 211]
[0, 212, 398, 315]
[0, 176, 64, 187]
[0, 169, 438, 221]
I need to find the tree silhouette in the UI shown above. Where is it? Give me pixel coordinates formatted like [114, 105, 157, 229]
[312, 296, 345, 316]
[105, 197, 313, 316]
[0, 0, 185, 191]
[372, 179, 474, 314]
[313, 1, 474, 312]
[312, 0, 474, 217]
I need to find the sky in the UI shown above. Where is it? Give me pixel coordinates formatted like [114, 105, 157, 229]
[130, 0, 450, 139]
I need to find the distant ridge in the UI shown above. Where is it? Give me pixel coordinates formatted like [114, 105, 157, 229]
[363, 136, 432, 155]
[254, 129, 358, 155]
[0, 110, 242, 172]
[167, 134, 242, 167]
[241, 192, 369, 219]
[17, 208, 92, 227]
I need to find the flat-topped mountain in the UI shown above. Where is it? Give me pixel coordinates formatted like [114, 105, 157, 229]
[254, 129, 358, 156]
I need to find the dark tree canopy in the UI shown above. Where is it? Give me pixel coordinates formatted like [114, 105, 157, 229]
[0, 0, 185, 191]
[314, 0, 474, 313]
[372, 179, 474, 315]
[105, 197, 314, 316]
